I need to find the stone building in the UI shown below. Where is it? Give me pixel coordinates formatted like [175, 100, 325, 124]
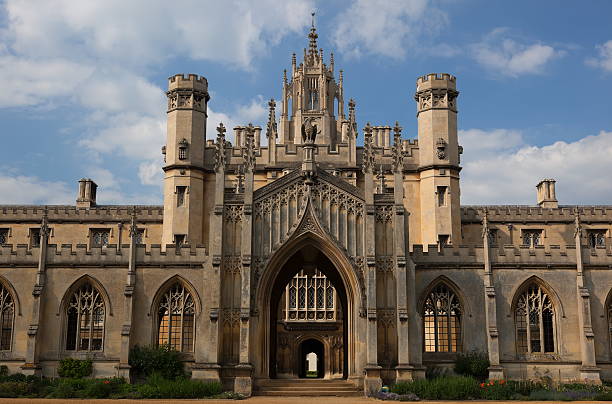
[0, 23, 611, 396]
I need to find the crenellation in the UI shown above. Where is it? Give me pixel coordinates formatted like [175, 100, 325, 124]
[167, 73, 208, 89]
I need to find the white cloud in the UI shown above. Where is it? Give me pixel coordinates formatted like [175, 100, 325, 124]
[0, 175, 73, 204]
[0, 0, 311, 203]
[460, 129, 612, 205]
[332, 0, 447, 59]
[80, 113, 165, 161]
[3, 0, 313, 69]
[0, 55, 93, 108]
[138, 160, 163, 187]
[471, 29, 564, 77]
[586, 40, 612, 72]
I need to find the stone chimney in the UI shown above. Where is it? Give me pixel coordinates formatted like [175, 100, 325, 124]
[536, 179, 558, 208]
[76, 178, 98, 208]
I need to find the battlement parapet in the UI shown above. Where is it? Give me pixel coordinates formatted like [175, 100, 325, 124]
[461, 205, 612, 223]
[416, 73, 457, 91]
[0, 205, 163, 224]
[0, 244, 207, 266]
[168, 73, 209, 93]
[410, 244, 612, 267]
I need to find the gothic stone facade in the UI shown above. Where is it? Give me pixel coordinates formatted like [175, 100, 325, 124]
[1, 26, 612, 395]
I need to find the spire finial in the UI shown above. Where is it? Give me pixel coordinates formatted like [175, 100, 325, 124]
[307, 11, 318, 58]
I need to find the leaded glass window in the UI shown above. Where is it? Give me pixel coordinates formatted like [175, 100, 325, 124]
[133, 229, 144, 245]
[65, 282, 105, 351]
[522, 230, 542, 247]
[157, 283, 195, 352]
[515, 283, 555, 354]
[90, 229, 110, 247]
[30, 228, 41, 248]
[285, 269, 336, 322]
[0, 230, 8, 245]
[289, 286, 297, 309]
[0, 284, 14, 350]
[423, 283, 462, 353]
[608, 299, 612, 354]
[588, 231, 606, 248]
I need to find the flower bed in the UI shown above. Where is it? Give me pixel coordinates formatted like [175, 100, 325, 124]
[376, 376, 612, 401]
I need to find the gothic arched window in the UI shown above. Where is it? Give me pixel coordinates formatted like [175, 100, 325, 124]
[514, 283, 555, 354]
[157, 283, 195, 352]
[423, 283, 462, 353]
[0, 283, 14, 350]
[606, 296, 612, 355]
[65, 282, 105, 351]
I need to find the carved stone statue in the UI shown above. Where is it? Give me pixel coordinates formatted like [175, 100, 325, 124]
[301, 118, 318, 144]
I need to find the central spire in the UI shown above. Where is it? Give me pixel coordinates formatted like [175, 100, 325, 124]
[308, 12, 318, 56]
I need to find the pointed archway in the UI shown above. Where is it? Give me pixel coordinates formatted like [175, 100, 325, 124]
[255, 228, 361, 380]
[268, 243, 349, 379]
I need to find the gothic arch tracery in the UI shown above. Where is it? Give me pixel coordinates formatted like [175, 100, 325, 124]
[0, 280, 15, 351]
[512, 277, 558, 356]
[61, 276, 108, 352]
[420, 278, 463, 353]
[150, 276, 201, 353]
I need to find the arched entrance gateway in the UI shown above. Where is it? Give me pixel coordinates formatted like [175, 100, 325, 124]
[268, 244, 349, 379]
[253, 211, 364, 385]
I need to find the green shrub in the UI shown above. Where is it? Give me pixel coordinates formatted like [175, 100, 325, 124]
[0, 382, 30, 398]
[505, 380, 546, 396]
[82, 378, 130, 399]
[392, 376, 480, 400]
[136, 373, 222, 398]
[57, 358, 93, 378]
[0, 366, 8, 379]
[454, 351, 490, 381]
[48, 378, 89, 398]
[595, 391, 612, 401]
[129, 345, 184, 380]
[528, 389, 572, 401]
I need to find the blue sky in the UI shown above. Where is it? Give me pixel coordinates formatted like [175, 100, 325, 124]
[1, 0, 611, 205]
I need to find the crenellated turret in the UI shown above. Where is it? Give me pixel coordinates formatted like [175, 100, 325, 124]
[162, 74, 210, 247]
[415, 73, 461, 248]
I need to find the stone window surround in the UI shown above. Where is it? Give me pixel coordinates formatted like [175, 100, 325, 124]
[88, 228, 113, 248]
[0, 228, 10, 245]
[521, 228, 545, 248]
[64, 282, 106, 354]
[422, 282, 462, 354]
[513, 282, 557, 358]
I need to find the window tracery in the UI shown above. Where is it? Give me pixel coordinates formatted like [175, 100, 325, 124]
[157, 283, 195, 353]
[608, 298, 612, 354]
[588, 230, 606, 248]
[514, 283, 555, 354]
[0, 284, 14, 351]
[285, 269, 336, 321]
[423, 283, 461, 353]
[522, 230, 542, 247]
[65, 282, 105, 352]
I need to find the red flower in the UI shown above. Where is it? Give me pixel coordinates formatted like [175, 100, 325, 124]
[500, 380, 506, 385]
[480, 383, 485, 388]
[103, 380, 110, 385]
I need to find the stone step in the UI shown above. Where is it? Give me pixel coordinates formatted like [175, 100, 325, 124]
[254, 379, 362, 397]
[259, 386, 357, 391]
[258, 381, 353, 386]
[255, 390, 363, 397]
